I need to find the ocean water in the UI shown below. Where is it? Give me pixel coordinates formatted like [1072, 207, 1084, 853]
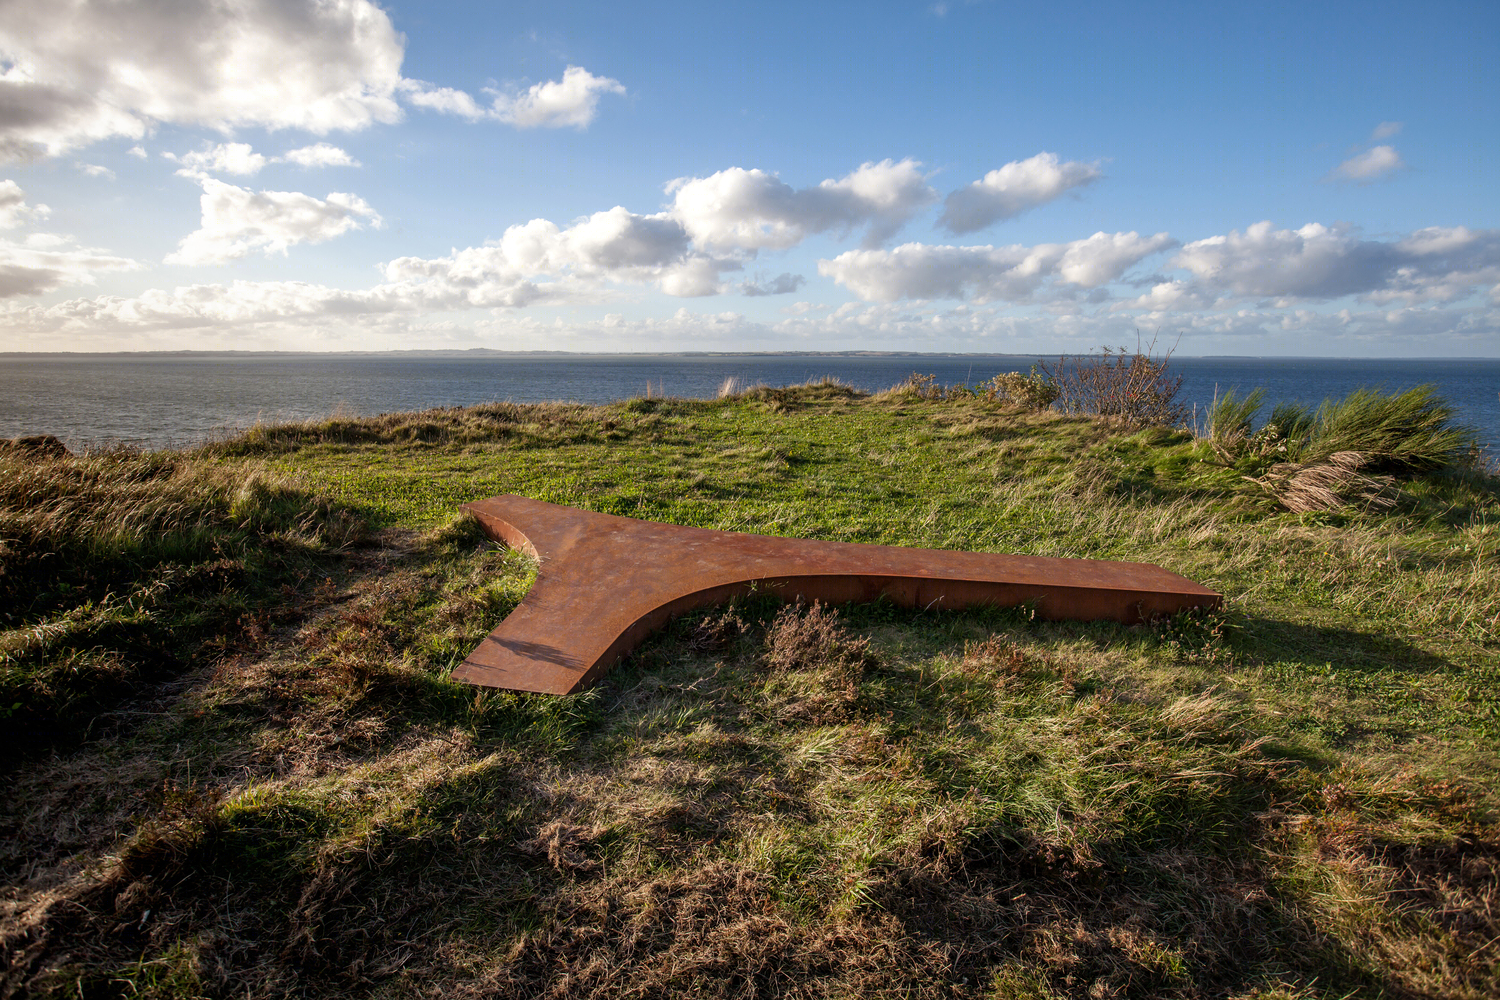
[2, 352, 1497, 455]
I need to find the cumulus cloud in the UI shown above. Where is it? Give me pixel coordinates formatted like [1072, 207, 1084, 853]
[668, 159, 935, 251]
[0, 2, 625, 162]
[397, 80, 488, 121]
[169, 142, 268, 175]
[0, 0, 406, 160]
[399, 66, 626, 129]
[0, 235, 138, 297]
[3, 264, 1494, 356]
[165, 177, 382, 265]
[77, 162, 114, 179]
[281, 143, 359, 168]
[1169, 221, 1500, 303]
[939, 153, 1102, 233]
[741, 273, 806, 296]
[168, 141, 359, 176]
[819, 231, 1175, 302]
[1371, 121, 1403, 140]
[1330, 144, 1404, 183]
[491, 66, 626, 129]
[0, 179, 48, 228]
[379, 206, 731, 303]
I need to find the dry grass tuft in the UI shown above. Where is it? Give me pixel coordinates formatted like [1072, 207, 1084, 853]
[684, 606, 749, 654]
[761, 602, 874, 723]
[959, 635, 1028, 681]
[1255, 450, 1399, 513]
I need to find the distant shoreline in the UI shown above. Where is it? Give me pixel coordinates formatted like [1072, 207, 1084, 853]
[3, 350, 1497, 361]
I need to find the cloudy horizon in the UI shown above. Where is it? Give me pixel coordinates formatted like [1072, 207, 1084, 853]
[1, 1, 1495, 357]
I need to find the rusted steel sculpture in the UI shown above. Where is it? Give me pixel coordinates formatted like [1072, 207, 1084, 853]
[452, 494, 1221, 695]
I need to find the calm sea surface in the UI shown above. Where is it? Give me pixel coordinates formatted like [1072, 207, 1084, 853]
[2, 353, 1498, 454]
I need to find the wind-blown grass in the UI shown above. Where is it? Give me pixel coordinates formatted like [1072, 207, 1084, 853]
[0, 449, 363, 753]
[1200, 384, 1484, 513]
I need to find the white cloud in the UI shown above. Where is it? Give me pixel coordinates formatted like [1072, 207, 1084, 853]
[1371, 121, 1403, 140]
[78, 162, 114, 179]
[667, 159, 935, 250]
[0, 179, 49, 228]
[0, 0, 407, 160]
[490, 66, 626, 129]
[165, 177, 382, 265]
[818, 231, 1174, 302]
[1113, 280, 1214, 313]
[1330, 144, 1404, 183]
[281, 143, 359, 168]
[401, 66, 625, 130]
[741, 273, 806, 296]
[170, 142, 268, 175]
[379, 206, 728, 303]
[127, 145, 147, 159]
[659, 257, 724, 297]
[168, 141, 359, 176]
[1169, 221, 1500, 304]
[397, 80, 488, 121]
[939, 153, 1102, 233]
[2, 266, 1494, 356]
[0, 236, 138, 297]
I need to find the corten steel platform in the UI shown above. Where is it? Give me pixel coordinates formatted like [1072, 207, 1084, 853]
[452, 494, 1222, 696]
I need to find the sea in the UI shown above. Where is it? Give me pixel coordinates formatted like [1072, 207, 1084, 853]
[2, 352, 1498, 456]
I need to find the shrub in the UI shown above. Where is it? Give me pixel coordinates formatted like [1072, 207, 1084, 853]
[892, 372, 941, 399]
[979, 370, 1060, 410]
[1038, 345, 1187, 428]
[761, 601, 873, 723]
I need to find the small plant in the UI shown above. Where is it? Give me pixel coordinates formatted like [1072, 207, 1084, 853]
[893, 371, 941, 399]
[1306, 384, 1476, 473]
[761, 601, 873, 722]
[1254, 451, 1399, 514]
[979, 369, 1060, 410]
[1203, 387, 1266, 461]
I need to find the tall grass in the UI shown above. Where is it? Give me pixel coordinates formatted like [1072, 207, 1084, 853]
[0, 448, 363, 751]
[1201, 384, 1481, 511]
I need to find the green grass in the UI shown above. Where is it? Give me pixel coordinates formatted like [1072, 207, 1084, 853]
[2, 380, 1496, 999]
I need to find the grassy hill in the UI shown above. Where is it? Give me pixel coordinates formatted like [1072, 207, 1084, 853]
[2, 375, 1497, 999]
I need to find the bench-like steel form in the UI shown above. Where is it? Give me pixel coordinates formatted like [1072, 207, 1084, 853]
[453, 494, 1221, 695]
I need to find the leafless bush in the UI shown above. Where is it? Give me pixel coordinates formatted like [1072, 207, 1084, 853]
[1038, 344, 1187, 428]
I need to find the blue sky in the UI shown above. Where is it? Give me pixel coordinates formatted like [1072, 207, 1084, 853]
[1, 0, 1496, 355]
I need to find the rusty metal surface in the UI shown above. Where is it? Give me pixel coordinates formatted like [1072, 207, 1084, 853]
[453, 494, 1222, 696]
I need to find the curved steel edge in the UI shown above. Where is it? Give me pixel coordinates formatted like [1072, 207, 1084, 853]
[450, 495, 1223, 696]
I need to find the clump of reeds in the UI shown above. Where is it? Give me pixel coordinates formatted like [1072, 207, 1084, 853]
[1201, 384, 1481, 511]
[1255, 450, 1399, 515]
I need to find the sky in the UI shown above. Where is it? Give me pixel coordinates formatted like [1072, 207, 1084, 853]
[0, 0, 1497, 357]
